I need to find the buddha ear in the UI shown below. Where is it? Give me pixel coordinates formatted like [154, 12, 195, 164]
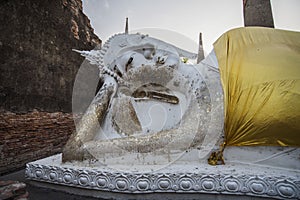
[113, 65, 123, 78]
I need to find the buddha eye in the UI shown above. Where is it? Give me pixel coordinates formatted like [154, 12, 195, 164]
[127, 57, 133, 65]
[125, 57, 133, 72]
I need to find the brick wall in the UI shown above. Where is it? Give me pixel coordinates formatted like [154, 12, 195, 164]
[0, 0, 101, 113]
[0, 111, 75, 175]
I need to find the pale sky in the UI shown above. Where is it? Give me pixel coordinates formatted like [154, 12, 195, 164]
[82, 0, 300, 54]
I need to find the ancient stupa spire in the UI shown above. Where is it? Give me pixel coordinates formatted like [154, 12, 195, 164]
[197, 32, 204, 63]
[243, 0, 274, 28]
[125, 17, 129, 34]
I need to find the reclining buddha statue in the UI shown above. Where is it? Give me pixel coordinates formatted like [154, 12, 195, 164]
[26, 25, 300, 199]
[62, 31, 224, 166]
[63, 26, 300, 171]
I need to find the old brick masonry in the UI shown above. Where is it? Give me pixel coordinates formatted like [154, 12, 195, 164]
[0, 111, 75, 174]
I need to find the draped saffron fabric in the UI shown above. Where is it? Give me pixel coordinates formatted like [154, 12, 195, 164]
[213, 27, 300, 146]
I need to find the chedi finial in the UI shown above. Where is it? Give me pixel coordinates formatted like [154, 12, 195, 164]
[197, 32, 204, 63]
[125, 17, 129, 34]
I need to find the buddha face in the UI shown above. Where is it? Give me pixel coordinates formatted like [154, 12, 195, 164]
[97, 41, 202, 139]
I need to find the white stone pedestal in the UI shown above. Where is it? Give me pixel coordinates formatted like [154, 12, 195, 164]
[26, 147, 300, 199]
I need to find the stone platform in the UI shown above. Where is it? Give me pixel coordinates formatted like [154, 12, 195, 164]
[25, 149, 300, 200]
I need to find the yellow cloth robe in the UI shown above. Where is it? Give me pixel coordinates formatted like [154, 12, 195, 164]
[213, 27, 300, 147]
